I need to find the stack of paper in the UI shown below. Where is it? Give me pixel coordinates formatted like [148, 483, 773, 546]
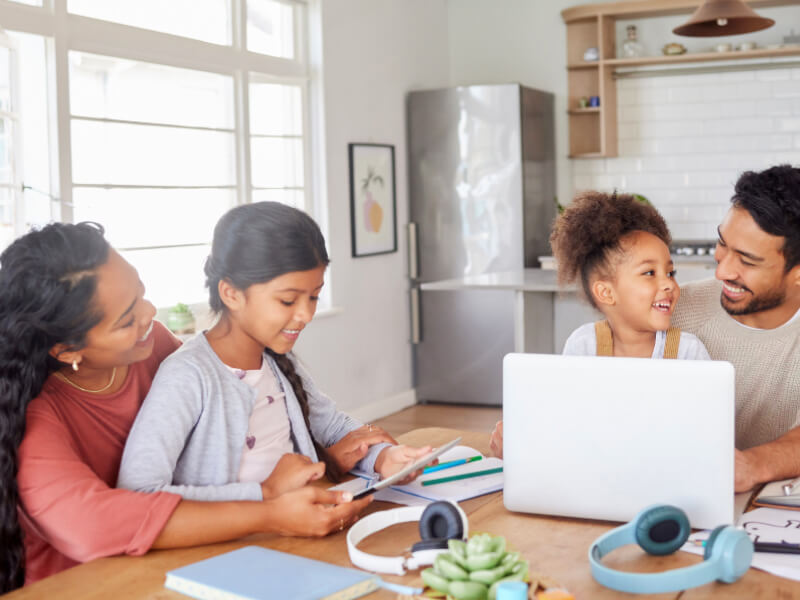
[334, 445, 503, 507]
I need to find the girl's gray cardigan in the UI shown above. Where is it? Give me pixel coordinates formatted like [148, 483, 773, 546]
[117, 332, 387, 501]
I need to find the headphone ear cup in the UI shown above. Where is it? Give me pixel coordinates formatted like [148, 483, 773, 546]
[419, 501, 465, 542]
[634, 505, 691, 556]
[703, 526, 754, 583]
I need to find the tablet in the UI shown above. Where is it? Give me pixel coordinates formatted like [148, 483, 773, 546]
[352, 437, 462, 500]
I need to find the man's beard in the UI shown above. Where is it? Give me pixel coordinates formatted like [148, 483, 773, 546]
[720, 282, 786, 316]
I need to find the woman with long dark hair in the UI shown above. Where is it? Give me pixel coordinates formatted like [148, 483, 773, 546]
[0, 222, 372, 592]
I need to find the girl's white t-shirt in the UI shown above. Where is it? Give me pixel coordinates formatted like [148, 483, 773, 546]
[227, 360, 294, 483]
[562, 322, 711, 360]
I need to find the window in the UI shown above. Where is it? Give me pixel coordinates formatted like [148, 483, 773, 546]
[0, 0, 313, 308]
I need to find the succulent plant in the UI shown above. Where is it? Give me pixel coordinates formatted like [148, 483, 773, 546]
[421, 534, 529, 600]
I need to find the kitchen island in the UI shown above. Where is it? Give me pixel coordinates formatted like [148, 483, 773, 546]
[421, 265, 715, 354]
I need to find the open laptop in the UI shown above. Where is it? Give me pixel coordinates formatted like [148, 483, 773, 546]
[502, 353, 735, 529]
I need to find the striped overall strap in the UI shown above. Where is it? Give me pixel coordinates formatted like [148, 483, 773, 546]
[663, 327, 681, 359]
[594, 320, 614, 357]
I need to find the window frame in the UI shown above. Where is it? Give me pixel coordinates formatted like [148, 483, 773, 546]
[0, 0, 317, 308]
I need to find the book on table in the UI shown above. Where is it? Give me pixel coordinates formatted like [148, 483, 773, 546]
[165, 545, 380, 600]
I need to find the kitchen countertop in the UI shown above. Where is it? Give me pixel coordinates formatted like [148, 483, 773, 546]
[420, 266, 716, 293]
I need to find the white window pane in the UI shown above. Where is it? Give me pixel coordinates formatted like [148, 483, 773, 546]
[10, 32, 50, 209]
[6, 0, 41, 6]
[68, 0, 231, 46]
[249, 82, 301, 135]
[247, 0, 295, 58]
[73, 188, 233, 249]
[0, 119, 13, 184]
[250, 137, 303, 188]
[71, 120, 235, 186]
[252, 188, 303, 209]
[0, 187, 14, 250]
[121, 245, 211, 308]
[70, 52, 234, 129]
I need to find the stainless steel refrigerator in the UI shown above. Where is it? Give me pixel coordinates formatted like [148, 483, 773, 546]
[407, 84, 555, 405]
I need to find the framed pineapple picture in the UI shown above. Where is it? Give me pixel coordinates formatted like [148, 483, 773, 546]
[348, 143, 397, 257]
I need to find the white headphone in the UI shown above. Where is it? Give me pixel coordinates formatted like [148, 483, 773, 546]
[347, 501, 469, 575]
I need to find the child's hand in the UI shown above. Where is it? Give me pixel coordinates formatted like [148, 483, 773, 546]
[328, 424, 397, 473]
[374, 445, 433, 484]
[261, 453, 325, 499]
[489, 420, 503, 459]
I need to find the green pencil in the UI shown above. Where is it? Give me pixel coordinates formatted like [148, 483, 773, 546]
[421, 467, 503, 486]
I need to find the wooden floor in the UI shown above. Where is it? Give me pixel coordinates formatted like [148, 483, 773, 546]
[370, 403, 501, 439]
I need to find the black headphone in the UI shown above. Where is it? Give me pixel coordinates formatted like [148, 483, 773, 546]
[347, 501, 468, 574]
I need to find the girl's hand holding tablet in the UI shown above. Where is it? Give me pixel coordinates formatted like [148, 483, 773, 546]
[374, 444, 434, 484]
[327, 424, 398, 473]
[261, 453, 325, 499]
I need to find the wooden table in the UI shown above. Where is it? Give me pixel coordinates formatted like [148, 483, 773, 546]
[8, 428, 800, 599]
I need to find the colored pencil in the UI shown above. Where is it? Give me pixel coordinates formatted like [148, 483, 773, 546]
[421, 467, 503, 487]
[423, 456, 482, 474]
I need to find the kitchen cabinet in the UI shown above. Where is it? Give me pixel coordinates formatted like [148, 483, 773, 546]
[562, 0, 800, 158]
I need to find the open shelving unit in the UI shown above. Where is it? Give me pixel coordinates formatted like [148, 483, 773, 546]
[562, 0, 800, 158]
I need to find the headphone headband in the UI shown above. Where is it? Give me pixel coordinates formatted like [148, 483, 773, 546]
[347, 502, 468, 575]
[589, 505, 753, 594]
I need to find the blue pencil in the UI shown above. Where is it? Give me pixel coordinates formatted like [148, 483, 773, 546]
[423, 456, 482, 474]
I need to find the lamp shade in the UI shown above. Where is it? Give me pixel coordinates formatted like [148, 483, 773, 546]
[673, 0, 774, 37]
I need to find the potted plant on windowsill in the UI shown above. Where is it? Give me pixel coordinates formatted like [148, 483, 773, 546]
[166, 302, 195, 335]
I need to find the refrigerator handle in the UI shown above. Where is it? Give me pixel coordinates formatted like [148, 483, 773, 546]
[410, 287, 422, 344]
[407, 222, 419, 280]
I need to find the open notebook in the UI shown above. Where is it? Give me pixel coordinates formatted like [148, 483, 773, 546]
[333, 445, 503, 506]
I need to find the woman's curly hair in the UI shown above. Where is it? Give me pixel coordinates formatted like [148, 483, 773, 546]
[732, 165, 800, 272]
[550, 191, 671, 308]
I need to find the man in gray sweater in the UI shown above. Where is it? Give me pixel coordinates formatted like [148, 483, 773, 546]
[672, 165, 800, 493]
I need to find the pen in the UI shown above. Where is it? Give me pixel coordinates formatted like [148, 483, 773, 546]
[423, 456, 482, 474]
[782, 477, 800, 496]
[754, 542, 800, 555]
[421, 467, 503, 487]
[692, 538, 800, 555]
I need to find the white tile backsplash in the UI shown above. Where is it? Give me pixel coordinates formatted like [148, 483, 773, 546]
[572, 67, 800, 239]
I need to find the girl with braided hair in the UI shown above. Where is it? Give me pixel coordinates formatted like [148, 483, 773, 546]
[118, 201, 430, 503]
[2, 222, 371, 592]
[489, 191, 710, 458]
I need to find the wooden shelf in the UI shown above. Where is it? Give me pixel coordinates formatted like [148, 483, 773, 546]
[562, 0, 800, 158]
[568, 108, 600, 114]
[606, 45, 800, 67]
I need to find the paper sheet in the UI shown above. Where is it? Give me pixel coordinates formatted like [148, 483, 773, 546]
[682, 506, 800, 581]
[330, 445, 503, 506]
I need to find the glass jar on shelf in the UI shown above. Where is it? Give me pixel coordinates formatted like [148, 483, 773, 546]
[621, 25, 645, 58]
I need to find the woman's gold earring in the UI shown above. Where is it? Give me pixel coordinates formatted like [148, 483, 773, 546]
[72, 360, 79, 372]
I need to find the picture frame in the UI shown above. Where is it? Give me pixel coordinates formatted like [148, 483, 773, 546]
[348, 143, 397, 257]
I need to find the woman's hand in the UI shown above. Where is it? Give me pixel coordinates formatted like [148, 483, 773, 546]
[327, 425, 397, 473]
[374, 444, 433, 484]
[264, 487, 373, 537]
[489, 420, 503, 459]
[261, 453, 324, 499]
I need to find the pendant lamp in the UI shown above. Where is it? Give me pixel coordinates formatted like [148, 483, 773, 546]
[673, 0, 774, 37]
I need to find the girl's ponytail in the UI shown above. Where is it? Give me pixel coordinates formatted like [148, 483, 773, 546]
[266, 350, 344, 483]
[0, 222, 109, 592]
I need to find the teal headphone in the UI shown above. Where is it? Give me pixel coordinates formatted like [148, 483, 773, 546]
[589, 505, 753, 594]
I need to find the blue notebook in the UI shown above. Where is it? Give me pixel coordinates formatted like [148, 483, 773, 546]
[165, 546, 380, 600]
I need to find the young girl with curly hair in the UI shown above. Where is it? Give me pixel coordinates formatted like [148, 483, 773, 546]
[489, 191, 709, 458]
[118, 201, 430, 502]
[553, 191, 709, 359]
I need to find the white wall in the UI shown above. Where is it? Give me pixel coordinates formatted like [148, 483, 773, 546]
[447, 2, 800, 240]
[292, 0, 451, 420]
[575, 66, 800, 240]
[446, 0, 609, 210]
